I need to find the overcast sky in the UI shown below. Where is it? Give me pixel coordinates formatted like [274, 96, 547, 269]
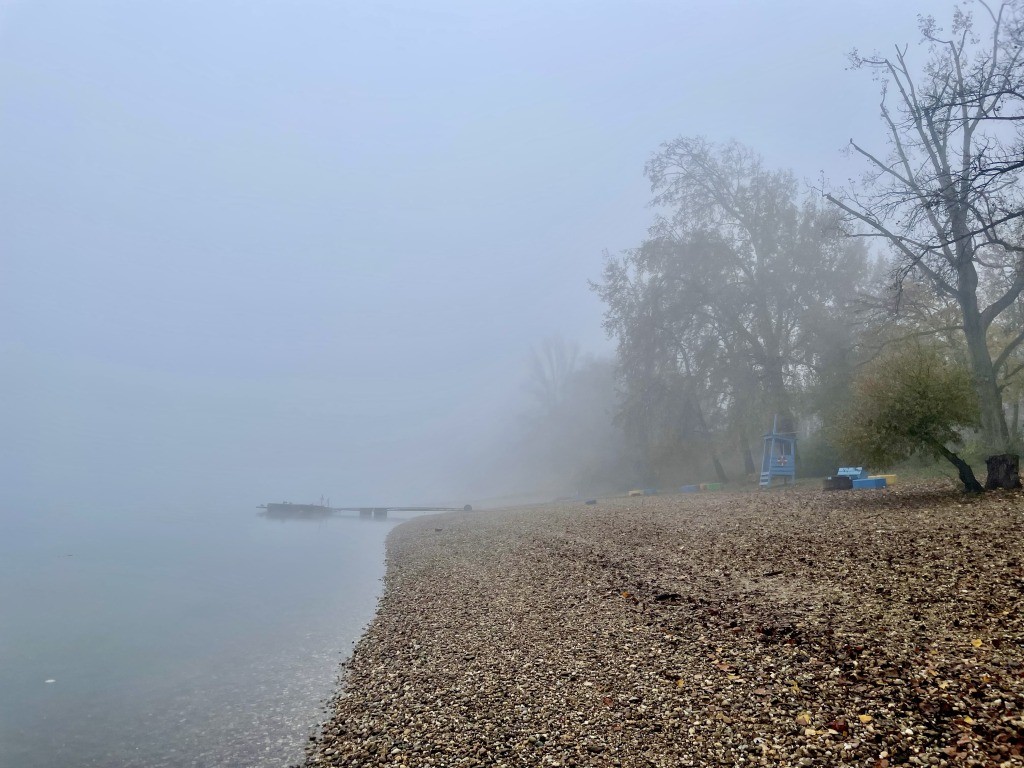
[0, 0, 933, 512]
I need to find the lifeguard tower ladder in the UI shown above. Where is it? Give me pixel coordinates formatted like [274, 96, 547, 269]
[759, 414, 796, 488]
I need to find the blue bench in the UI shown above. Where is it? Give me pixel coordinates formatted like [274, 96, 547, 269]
[837, 467, 868, 480]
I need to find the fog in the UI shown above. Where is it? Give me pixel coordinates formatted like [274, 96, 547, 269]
[1, 0, 924, 513]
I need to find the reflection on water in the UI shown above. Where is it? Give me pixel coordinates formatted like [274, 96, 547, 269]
[0, 507, 397, 768]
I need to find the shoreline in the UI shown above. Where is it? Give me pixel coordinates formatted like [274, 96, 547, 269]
[306, 485, 1023, 767]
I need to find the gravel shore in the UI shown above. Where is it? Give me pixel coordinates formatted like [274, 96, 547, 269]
[306, 485, 1024, 767]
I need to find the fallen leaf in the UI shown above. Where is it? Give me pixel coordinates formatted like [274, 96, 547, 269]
[676, 679, 685, 688]
[971, 638, 983, 648]
[858, 714, 873, 724]
[795, 712, 812, 726]
[828, 718, 849, 733]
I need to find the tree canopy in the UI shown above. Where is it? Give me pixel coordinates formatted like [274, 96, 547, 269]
[594, 140, 867, 484]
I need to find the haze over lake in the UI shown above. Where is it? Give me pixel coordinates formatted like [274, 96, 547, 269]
[0, 0, 922, 514]
[0, 508, 393, 768]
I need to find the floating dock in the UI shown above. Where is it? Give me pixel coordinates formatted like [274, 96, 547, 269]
[259, 502, 472, 520]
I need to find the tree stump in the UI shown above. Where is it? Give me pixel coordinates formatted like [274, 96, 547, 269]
[984, 453, 1022, 490]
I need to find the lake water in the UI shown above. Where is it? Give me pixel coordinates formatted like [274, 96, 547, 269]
[0, 506, 397, 768]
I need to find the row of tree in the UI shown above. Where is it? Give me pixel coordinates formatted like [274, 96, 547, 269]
[594, 139, 869, 484]
[522, 2, 1024, 494]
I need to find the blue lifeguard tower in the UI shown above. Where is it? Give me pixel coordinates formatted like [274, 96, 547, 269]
[759, 414, 796, 488]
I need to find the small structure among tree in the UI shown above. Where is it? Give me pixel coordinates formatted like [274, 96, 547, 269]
[760, 414, 796, 488]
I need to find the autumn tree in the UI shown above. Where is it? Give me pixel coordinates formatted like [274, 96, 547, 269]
[825, 1, 1024, 484]
[835, 345, 984, 492]
[596, 234, 733, 483]
[645, 139, 868, 419]
[596, 140, 866, 481]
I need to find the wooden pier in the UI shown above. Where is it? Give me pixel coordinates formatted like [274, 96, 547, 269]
[259, 502, 472, 520]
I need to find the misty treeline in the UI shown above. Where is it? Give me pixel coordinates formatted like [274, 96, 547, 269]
[512, 1, 1024, 495]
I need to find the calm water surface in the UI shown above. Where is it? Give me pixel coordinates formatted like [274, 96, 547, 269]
[0, 506, 398, 768]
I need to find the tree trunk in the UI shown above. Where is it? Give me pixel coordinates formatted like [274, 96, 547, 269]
[712, 454, 729, 485]
[984, 453, 1021, 491]
[962, 310, 1010, 452]
[692, 393, 729, 484]
[931, 440, 984, 493]
[741, 433, 756, 476]
[762, 360, 791, 429]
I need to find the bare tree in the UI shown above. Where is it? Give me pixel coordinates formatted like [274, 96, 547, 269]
[527, 335, 580, 417]
[825, 1, 1024, 473]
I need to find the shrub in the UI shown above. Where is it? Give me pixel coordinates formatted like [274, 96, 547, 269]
[832, 345, 983, 492]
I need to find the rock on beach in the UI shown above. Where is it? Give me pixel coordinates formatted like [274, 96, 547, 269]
[306, 485, 1024, 767]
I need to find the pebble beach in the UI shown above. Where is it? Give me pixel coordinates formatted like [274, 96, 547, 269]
[306, 485, 1024, 767]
